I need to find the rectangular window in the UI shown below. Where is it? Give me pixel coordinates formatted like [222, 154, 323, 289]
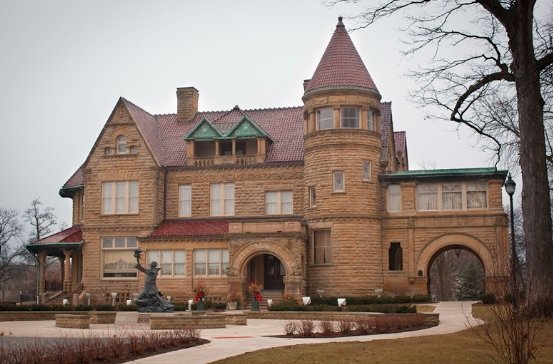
[317, 107, 333, 130]
[102, 181, 138, 214]
[102, 237, 137, 278]
[341, 107, 359, 128]
[387, 185, 401, 212]
[313, 230, 331, 264]
[147, 250, 186, 277]
[442, 184, 462, 210]
[308, 186, 317, 208]
[467, 182, 487, 209]
[333, 171, 345, 192]
[193, 249, 229, 276]
[363, 161, 371, 181]
[367, 109, 375, 131]
[416, 184, 438, 211]
[179, 185, 192, 217]
[210, 183, 235, 216]
[389, 242, 403, 271]
[266, 191, 293, 215]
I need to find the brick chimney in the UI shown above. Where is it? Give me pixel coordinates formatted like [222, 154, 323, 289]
[303, 79, 311, 91]
[176, 87, 199, 122]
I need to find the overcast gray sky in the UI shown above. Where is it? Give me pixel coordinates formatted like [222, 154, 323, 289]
[1, 0, 515, 230]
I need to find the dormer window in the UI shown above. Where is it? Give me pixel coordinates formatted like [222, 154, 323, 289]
[316, 107, 333, 130]
[116, 135, 127, 154]
[341, 107, 359, 128]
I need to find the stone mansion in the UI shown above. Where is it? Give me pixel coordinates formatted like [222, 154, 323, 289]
[28, 18, 509, 305]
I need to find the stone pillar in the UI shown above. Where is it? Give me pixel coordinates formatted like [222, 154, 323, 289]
[333, 107, 340, 129]
[63, 250, 72, 293]
[71, 253, 80, 289]
[215, 140, 220, 156]
[231, 139, 236, 155]
[227, 276, 246, 305]
[38, 252, 47, 294]
[283, 275, 302, 301]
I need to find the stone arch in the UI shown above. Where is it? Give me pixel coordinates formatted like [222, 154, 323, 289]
[417, 233, 495, 278]
[233, 242, 296, 278]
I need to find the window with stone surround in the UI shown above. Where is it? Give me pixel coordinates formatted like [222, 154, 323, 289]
[179, 185, 192, 217]
[193, 249, 229, 276]
[387, 184, 401, 212]
[116, 135, 127, 155]
[316, 107, 333, 130]
[368, 109, 376, 131]
[102, 181, 138, 214]
[333, 171, 345, 192]
[363, 161, 372, 181]
[210, 183, 234, 216]
[312, 229, 331, 264]
[308, 186, 317, 208]
[341, 107, 360, 128]
[266, 191, 293, 215]
[102, 237, 137, 278]
[416, 182, 488, 211]
[388, 242, 403, 271]
[147, 250, 185, 277]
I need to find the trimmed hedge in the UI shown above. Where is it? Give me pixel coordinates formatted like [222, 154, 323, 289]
[269, 301, 416, 313]
[310, 294, 430, 306]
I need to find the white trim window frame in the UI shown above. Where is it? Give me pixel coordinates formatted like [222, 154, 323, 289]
[367, 109, 376, 131]
[387, 184, 401, 212]
[332, 171, 345, 192]
[210, 183, 235, 216]
[147, 250, 186, 277]
[316, 107, 333, 130]
[363, 160, 372, 182]
[416, 182, 488, 211]
[116, 135, 128, 155]
[340, 107, 360, 128]
[101, 237, 138, 279]
[179, 185, 192, 217]
[312, 229, 331, 265]
[308, 186, 317, 208]
[467, 182, 488, 209]
[102, 181, 138, 214]
[193, 249, 229, 276]
[266, 191, 293, 215]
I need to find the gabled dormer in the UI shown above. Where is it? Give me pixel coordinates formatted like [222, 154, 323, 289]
[184, 111, 272, 167]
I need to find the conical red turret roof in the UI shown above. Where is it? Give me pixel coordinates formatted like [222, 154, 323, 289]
[304, 17, 380, 97]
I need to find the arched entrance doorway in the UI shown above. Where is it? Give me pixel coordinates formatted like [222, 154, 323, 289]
[247, 254, 285, 291]
[427, 245, 485, 301]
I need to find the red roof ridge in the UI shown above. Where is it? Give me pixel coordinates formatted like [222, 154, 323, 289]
[121, 97, 154, 117]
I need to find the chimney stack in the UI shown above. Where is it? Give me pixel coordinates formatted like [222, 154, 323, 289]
[176, 87, 199, 122]
[303, 79, 311, 91]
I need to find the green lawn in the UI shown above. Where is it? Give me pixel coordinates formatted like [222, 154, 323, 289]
[213, 306, 553, 364]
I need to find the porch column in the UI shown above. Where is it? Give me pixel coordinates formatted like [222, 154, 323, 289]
[231, 139, 236, 155]
[71, 253, 80, 290]
[215, 140, 220, 156]
[38, 252, 47, 294]
[63, 250, 72, 293]
[59, 255, 65, 288]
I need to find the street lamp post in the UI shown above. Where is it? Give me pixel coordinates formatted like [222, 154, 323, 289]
[504, 173, 518, 313]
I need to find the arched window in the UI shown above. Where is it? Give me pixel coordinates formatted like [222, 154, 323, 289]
[116, 135, 127, 154]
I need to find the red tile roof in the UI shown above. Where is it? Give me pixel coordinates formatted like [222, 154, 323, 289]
[148, 220, 229, 238]
[30, 225, 83, 244]
[380, 101, 392, 148]
[304, 17, 379, 97]
[394, 131, 407, 156]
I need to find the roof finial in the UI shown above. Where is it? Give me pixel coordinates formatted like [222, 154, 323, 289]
[337, 16, 344, 27]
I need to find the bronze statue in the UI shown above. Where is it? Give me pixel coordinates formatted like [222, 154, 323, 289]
[133, 249, 174, 312]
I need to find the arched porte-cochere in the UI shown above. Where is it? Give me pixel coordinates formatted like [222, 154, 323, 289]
[247, 254, 285, 291]
[426, 245, 485, 301]
[416, 233, 507, 297]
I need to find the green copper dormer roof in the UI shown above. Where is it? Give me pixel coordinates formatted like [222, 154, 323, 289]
[381, 167, 508, 182]
[226, 116, 270, 139]
[184, 118, 223, 141]
[184, 115, 271, 141]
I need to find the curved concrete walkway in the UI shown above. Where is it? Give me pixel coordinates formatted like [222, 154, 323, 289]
[0, 301, 479, 364]
[129, 301, 479, 363]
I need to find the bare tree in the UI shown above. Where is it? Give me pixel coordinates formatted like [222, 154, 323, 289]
[23, 198, 57, 243]
[0, 208, 24, 296]
[328, 0, 553, 304]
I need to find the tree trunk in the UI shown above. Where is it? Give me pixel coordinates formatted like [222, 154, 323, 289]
[509, 1, 553, 303]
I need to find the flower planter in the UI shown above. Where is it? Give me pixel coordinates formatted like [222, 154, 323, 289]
[197, 298, 206, 311]
[227, 301, 238, 310]
[251, 299, 260, 311]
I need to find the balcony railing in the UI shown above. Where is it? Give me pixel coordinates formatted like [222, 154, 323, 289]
[190, 155, 259, 167]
